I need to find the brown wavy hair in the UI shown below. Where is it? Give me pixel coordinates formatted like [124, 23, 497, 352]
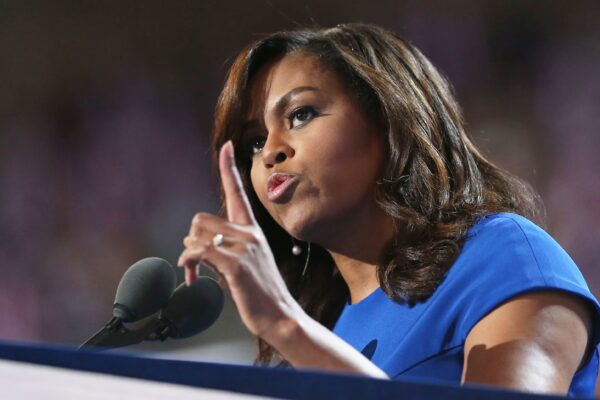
[211, 23, 544, 365]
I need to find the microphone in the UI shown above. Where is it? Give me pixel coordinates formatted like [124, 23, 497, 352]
[79, 257, 177, 350]
[147, 278, 224, 341]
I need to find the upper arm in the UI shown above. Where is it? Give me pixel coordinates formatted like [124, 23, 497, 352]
[462, 290, 593, 395]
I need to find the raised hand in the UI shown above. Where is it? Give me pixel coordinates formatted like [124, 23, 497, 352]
[178, 141, 301, 339]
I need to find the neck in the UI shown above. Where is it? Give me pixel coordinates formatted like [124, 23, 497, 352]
[329, 253, 381, 305]
[313, 207, 397, 305]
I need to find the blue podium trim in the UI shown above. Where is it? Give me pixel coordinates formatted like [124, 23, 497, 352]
[0, 340, 571, 399]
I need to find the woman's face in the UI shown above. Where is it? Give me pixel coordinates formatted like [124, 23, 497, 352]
[244, 53, 385, 244]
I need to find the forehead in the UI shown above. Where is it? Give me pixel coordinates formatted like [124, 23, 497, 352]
[244, 53, 341, 118]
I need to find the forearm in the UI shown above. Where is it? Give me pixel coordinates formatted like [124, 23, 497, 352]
[263, 307, 389, 379]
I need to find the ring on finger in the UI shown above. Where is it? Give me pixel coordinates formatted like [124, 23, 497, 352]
[212, 233, 225, 247]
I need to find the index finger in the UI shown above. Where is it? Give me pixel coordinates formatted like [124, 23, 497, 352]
[219, 141, 256, 225]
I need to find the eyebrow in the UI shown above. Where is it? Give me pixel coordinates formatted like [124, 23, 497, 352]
[272, 86, 319, 115]
[241, 86, 320, 135]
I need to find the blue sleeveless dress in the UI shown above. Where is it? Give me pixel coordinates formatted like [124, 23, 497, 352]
[332, 213, 600, 397]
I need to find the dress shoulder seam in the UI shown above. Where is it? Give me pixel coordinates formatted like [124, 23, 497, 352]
[498, 216, 549, 286]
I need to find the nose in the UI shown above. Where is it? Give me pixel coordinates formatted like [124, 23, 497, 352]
[261, 133, 294, 168]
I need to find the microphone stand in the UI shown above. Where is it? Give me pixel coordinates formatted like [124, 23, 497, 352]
[79, 315, 176, 351]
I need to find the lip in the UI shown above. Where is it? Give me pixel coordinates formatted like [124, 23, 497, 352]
[267, 173, 299, 202]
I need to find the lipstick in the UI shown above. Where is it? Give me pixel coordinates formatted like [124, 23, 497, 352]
[267, 173, 299, 202]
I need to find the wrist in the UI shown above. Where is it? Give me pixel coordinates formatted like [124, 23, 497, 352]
[257, 300, 388, 379]
[261, 301, 307, 350]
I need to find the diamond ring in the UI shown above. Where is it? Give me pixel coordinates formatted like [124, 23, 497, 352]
[212, 233, 225, 247]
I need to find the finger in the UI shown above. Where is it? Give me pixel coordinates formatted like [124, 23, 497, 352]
[185, 265, 197, 286]
[195, 260, 226, 282]
[183, 235, 248, 254]
[179, 245, 239, 283]
[195, 244, 242, 278]
[219, 141, 256, 226]
[187, 212, 253, 240]
[178, 246, 207, 270]
[179, 246, 211, 286]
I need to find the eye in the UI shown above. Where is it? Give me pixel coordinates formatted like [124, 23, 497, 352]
[248, 136, 266, 157]
[287, 106, 318, 129]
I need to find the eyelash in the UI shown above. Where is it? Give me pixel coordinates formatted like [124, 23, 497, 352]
[247, 105, 319, 157]
[286, 105, 319, 129]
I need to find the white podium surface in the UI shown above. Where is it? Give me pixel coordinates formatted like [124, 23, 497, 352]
[0, 359, 275, 400]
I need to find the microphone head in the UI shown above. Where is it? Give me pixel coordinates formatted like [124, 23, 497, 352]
[113, 257, 177, 322]
[159, 278, 224, 339]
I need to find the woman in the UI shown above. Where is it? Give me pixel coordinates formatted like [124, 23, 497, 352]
[177, 23, 600, 396]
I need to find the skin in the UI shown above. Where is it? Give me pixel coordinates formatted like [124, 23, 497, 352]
[178, 53, 593, 394]
[244, 53, 396, 303]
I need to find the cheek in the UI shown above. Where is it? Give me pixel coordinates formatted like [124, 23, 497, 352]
[310, 120, 382, 197]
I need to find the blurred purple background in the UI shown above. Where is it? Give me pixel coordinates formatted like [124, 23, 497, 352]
[1, 1, 599, 363]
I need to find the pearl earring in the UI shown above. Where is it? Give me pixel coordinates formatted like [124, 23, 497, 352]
[291, 237, 302, 255]
[292, 244, 302, 256]
[291, 238, 311, 279]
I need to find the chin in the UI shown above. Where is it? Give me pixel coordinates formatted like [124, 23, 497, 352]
[279, 211, 319, 242]
[286, 219, 334, 246]
[283, 222, 310, 242]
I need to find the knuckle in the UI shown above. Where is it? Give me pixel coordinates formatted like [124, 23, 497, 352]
[191, 246, 206, 257]
[244, 242, 257, 255]
[192, 213, 202, 224]
[239, 226, 260, 243]
[244, 233, 260, 245]
[192, 212, 209, 225]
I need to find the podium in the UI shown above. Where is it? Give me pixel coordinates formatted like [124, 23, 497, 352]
[0, 341, 569, 399]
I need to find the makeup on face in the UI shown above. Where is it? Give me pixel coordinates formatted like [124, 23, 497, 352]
[245, 53, 385, 243]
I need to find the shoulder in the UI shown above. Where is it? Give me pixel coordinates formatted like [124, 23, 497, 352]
[456, 214, 599, 393]
[446, 212, 599, 338]
[458, 212, 583, 287]
[466, 212, 555, 256]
